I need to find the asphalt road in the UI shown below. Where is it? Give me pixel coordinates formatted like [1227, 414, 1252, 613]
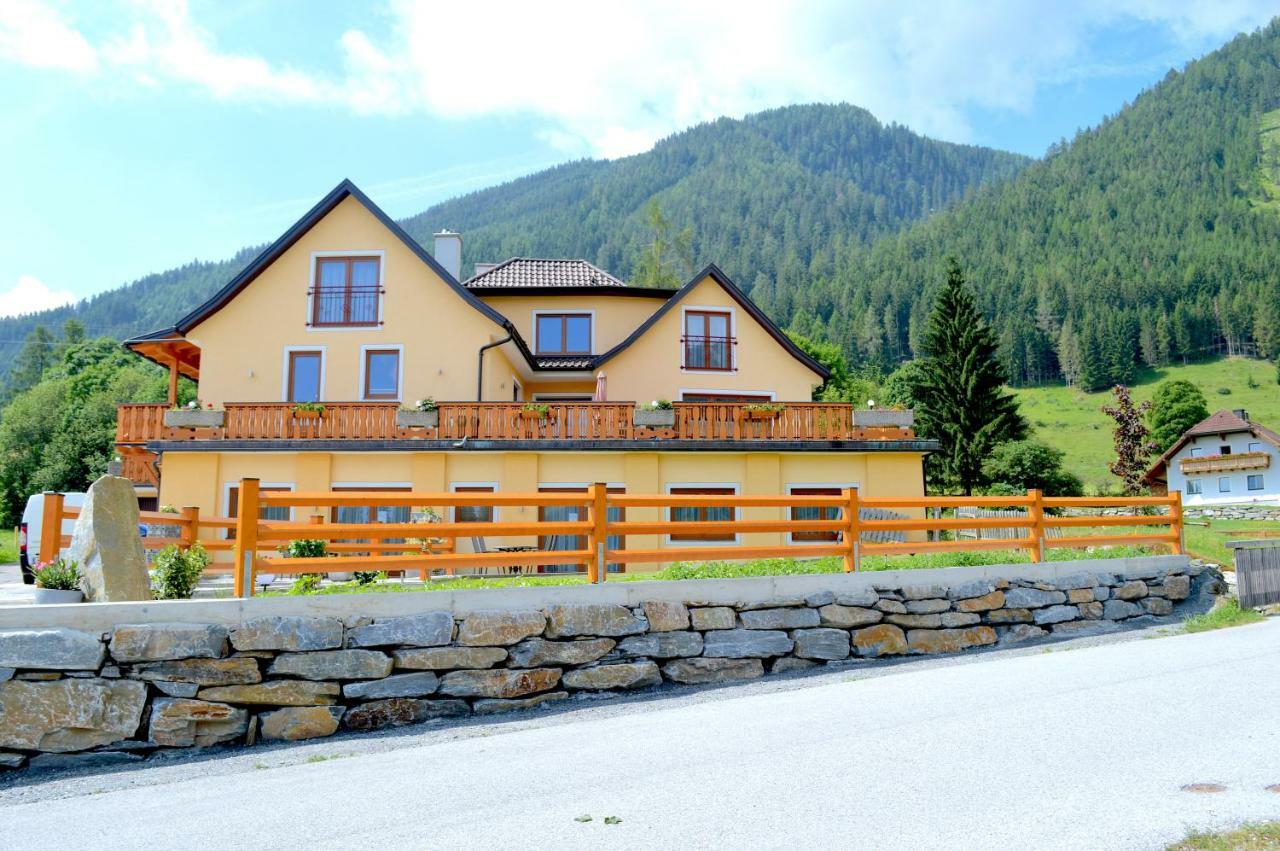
[3, 618, 1279, 850]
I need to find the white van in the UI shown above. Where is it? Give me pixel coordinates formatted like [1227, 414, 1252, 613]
[18, 492, 86, 583]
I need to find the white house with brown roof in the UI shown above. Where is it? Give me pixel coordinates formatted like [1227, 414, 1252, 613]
[1144, 409, 1280, 506]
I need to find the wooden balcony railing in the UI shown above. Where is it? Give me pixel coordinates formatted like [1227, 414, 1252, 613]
[114, 401, 915, 451]
[1179, 451, 1270, 475]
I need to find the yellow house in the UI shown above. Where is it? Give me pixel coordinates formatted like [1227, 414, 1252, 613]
[116, 180, 933, 567]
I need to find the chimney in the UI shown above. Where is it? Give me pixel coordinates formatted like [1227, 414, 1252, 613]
[1234, 408, 1249, 421]
[433, 230, 462, 281]
[474, 262, 498, 277]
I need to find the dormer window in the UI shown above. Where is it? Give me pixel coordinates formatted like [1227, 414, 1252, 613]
[311, 255, 382, 327]
[535, 312, 592, 355]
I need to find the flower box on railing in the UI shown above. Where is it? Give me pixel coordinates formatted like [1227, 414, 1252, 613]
[853, 409, 914, 428]
[163, 409, 225, 429]
[634, 408, 676, 428]
[396, 409, 439, 429]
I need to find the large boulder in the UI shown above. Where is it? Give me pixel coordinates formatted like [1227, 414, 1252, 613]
[109, 623, 228, 663]
[229, 617, 343, 652]
[342, 698, 468, 731]
[0, 628, 105, 670]
[259, 706, 343, 741]
[562, 661, 660, 691]
[67, 475, 151, 602]
[347, 613, 453, 648]
[148, 698, 247, 747]
[506, 638, 615, 667]
[0, 678, 146, 752]
[544, 604, 647, 638]
[438, 668, 561, 699]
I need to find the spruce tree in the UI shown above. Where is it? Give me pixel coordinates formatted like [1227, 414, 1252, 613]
[909, 258, 1027, 494]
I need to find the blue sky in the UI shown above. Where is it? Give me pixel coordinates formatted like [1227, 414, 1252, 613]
[0, 1, 1276, 320]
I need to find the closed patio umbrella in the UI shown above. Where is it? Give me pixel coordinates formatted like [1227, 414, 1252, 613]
[593, 371, 607, 401]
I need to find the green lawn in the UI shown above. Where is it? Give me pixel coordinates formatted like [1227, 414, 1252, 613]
[1184, 519, 1280, 569]
[1013, 357, 1279, 493]
[1168, 821, 1280, 850]
[1183, 597, 1265, 634]
[262, 544, 1158, 596]
[0, 529, 16, 564]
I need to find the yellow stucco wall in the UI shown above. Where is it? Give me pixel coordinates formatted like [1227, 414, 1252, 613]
[600, 273, 822, 403]
[160, 448, 925, 568]
[186, 196, 517, 406]
[476, 294, 662, 356]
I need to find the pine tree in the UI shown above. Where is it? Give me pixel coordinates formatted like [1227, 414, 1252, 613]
[4, 325, 56, 402]
[1057, 317, 1081, 387]
[908, 258, 1027, 494]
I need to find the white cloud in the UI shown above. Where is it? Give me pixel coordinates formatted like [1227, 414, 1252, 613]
[0, 0, 1276, 156]
[0, 275, 77, 317]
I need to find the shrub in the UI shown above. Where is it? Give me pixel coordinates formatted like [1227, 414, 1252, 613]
[289, 574, 322, 595]
[1216, 387, 1231, 395]
[284, 538, 327, 559]
[152, 542, 209, 600]
[981, 440, 1084, 496]
[354, 570, 386, 585]
[34, 557, 81, 591]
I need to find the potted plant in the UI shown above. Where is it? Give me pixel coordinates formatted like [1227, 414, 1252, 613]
[32, 557, 84, 604]
[743, 402, 786, 420]
[634, 399, 676, 428]
[397, 398, 439, 429]
[519, 402, 551, 421]
[853, 405, 914, 429]
[164, 400, 225, 429]
[291, 401, 327, 420]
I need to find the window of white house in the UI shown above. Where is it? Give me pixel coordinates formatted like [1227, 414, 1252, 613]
[1248, 442, 1263, 453]
[1219, 445, 1232, 456]
[1219, 477, 1232, 493]
[1189, 447, 1204, 458]
[1186, 479, 1202, 495]
[1248, 474, 1265, 491]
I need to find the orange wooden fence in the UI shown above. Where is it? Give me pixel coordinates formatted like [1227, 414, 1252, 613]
[224, 481, 1183, 597]
[37, 498, 236, 566]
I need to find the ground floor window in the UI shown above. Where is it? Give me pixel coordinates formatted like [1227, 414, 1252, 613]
[1185, 478, 1202, 495]
[226, 484, 293, 539]
[331, 485, 411, 555]
[787, 485, 848, 543]
[538, 486, 625, 573]
[679, 392, 774, 403]
[1219, 477, 1232, 493]
[667, 484, 737, 542]
[1248, 474, 1265, 491]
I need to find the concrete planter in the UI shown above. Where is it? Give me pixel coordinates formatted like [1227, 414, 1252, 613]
[396, 410, 439, 429]
[163, 410, 224, 429]
[633, 408, 676, 428]
[853, 409, 913, 428]
[34, 588, 84, 604]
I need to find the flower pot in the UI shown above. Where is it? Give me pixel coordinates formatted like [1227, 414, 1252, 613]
[34, 587, 83, 604]
[164, 409, 225, 428]
[633, 408, 675, 428]
[396, 410, 439, 429]
[519, 410, 549, 421]
[745, 409, 780, 421]
[292, 409, 325, 420]
[853, 409, 914, 428]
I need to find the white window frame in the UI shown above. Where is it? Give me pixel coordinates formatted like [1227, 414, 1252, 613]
[1185, 478, 1202, 495]
[785, 482, 857, 545]
[1248, 474, 1265, 491]
[532, 392, 593, 402]
[222, 481, 295, 539]
[532, 309, 595, 356]
[1248, 441, 1263, 453]
[1219, 476, 1232, 493]
[665, 481, 740, 546]
[281, 346, 326, 402]
[680, 304, 737, 373]
[1189, 447, 1204, 458]
[307, 250, 386, 332]
[358, 343, 404, 402]
[678, 388, 777, 402]
[449, 481, 501, 524]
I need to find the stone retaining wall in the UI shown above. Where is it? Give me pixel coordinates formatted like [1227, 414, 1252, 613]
[0, 558, 1217, 772]
[1185, 504, 1280, 521]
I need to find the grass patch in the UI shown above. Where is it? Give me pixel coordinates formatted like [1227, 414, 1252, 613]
[0, 529, 16, 564]
[1012, 357, 1280, 492]
[1183, 597, 1265, 633]
[260, 544, 1160, 595]
[1168, 821, 1280, 850]
[1184, 518, 1280, 568]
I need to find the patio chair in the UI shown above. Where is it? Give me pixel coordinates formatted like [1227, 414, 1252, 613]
[470, 536, 490, 575]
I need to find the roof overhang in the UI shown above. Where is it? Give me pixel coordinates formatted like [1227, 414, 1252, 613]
[123, 329, 201, 379]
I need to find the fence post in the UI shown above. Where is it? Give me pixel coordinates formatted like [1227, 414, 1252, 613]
[180, 506, 199, 549]
[38, 491, 64, 565]
[233, 478, 260, 598]
[1027, 489, 1045, 563]
[842, 486, 861, 572]
[588, 482, 607, 584]
[1170, 492, 1184, 555]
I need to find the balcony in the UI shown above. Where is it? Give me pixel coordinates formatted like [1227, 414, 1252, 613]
[1179, 451, 1270, 475]
[117, 401, 914, 444]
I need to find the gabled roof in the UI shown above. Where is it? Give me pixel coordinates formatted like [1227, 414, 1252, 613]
[166, 179, 512, 335]
[593, 264, 830, 379]
[1144, 409, 1280, 483]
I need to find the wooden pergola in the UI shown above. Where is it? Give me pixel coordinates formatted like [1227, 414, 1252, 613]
[125, 331, 201, 405]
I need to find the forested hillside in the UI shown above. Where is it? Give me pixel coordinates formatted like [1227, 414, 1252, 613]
[796, 22, 1280, 387]
[0, 104, 1027, 392]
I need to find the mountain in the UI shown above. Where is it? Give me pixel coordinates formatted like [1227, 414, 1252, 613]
[801, 21, 1280, 388]
[0, 104, 1029, 387]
